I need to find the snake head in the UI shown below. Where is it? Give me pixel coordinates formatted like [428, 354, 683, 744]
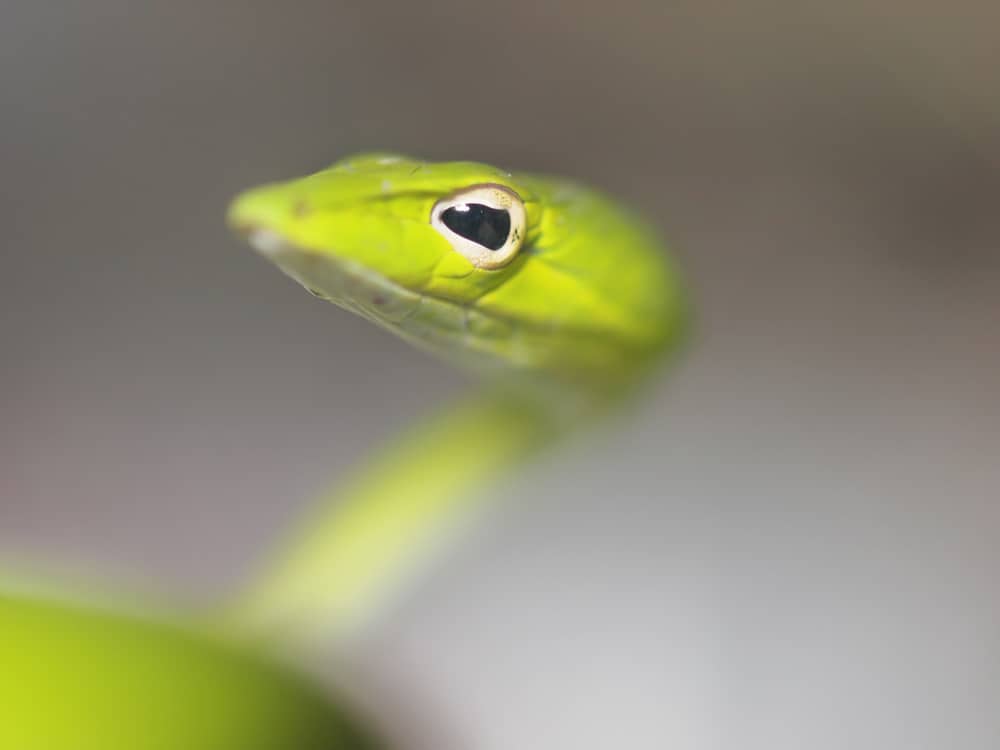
[228, 153, 686, 393]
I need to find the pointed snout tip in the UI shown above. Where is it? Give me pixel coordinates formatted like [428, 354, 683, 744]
[226, 187, 296, 256]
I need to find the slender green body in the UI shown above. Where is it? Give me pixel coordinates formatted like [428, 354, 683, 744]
[227, 153, 687, 641]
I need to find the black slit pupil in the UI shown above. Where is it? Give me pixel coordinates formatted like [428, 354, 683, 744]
[441, 204, 510, 251]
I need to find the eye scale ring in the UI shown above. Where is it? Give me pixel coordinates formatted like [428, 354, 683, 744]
[431, 184, 526, 269]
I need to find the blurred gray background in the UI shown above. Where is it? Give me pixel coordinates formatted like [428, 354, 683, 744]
[2, 1, 998, 748]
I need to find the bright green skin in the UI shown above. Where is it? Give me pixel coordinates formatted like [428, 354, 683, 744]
[0, 590, 379, 750]
[226, 153, 688, 640]
[228, 153, 684, 397]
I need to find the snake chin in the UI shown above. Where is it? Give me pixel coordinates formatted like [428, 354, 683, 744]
[246, 228, 289, 257]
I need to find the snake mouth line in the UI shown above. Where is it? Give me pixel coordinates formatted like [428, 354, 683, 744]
[240, 227, 623, 356]
[239, 226, 536, 376]
[244, 229, 424, 327]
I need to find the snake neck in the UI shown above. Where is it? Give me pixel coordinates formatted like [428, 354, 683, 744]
[223, 389, 563, 644]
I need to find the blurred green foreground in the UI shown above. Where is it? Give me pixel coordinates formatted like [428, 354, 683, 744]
[0, 591, 380, 750]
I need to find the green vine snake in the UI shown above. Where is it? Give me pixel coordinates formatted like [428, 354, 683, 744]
[225, 152, 689, 643]
[0, 153, 688, 749]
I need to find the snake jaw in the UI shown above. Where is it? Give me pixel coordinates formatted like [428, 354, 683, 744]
[245, 227, 289, 257]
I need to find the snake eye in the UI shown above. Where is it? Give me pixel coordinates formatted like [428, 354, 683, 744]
[441, 204, 510, 250]
[431, 184, 526, 269]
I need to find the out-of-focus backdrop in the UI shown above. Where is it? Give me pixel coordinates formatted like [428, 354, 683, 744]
[2, 2, 997, 748]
